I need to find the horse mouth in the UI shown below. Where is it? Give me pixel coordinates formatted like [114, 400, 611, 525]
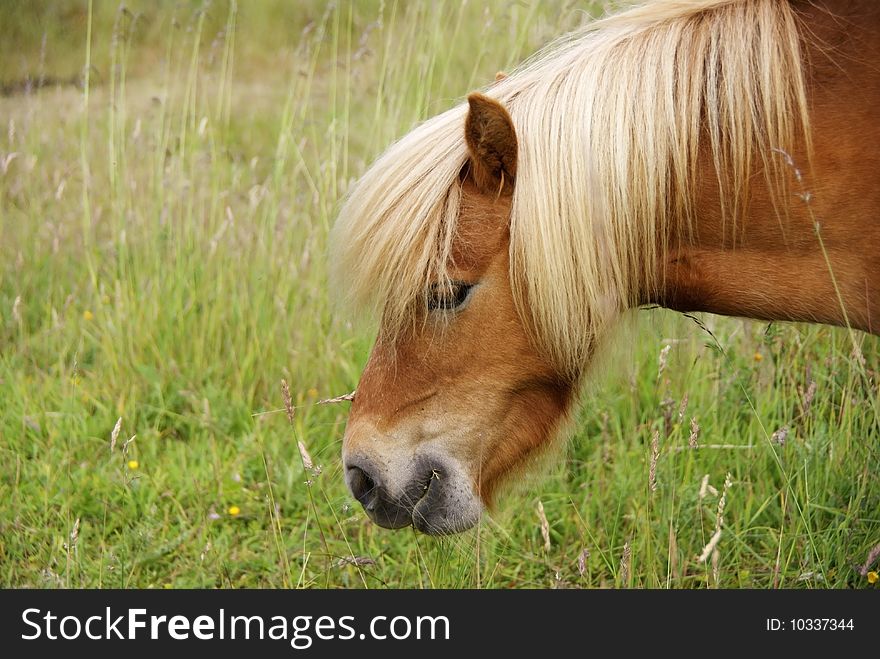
[410, 470, 440, 531]
[410, 466, 482, 535]
[344, 453, 481, 534]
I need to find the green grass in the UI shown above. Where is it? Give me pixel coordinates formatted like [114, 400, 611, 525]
[1, 0, 878, 589]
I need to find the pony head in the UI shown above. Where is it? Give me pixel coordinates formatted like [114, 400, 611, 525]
[330, 0, 808, 534]
[337, 94, 576, 534]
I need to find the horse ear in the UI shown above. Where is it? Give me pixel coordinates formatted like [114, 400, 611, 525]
[464, 92, 517, 195]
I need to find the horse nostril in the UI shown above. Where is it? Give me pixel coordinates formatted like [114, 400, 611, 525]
[346, 464, 379, 510]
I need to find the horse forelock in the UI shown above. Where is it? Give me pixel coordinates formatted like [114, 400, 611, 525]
[330, 0, 810, 380]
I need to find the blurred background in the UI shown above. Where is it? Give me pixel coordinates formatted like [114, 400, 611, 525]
[1, 0, 877, 589]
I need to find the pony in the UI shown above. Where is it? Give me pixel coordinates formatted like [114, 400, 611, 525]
[329, 0, 880, 534]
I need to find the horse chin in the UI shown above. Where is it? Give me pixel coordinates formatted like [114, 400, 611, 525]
[411, 506, 480, 535]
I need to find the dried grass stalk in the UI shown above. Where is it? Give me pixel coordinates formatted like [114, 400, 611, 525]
[318, 390, 356, 405]
[536, 500, 551, 552]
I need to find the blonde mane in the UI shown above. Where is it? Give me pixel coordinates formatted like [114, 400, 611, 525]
[330, 0, 810, 379]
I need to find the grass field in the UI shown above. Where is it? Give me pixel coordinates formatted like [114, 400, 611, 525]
[1, 0, 878, 589]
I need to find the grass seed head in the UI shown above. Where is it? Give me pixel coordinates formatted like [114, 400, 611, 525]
[801, 380, 817, 416]
[657, 344, 671, 380]
[649, 429, 660, 492]
[771, 426, 789, 446]
[281, 379, 295, 425]
[689, 417, 700, 449]
[298, 440, 316, 472]
[859, 542, 880, 576]
[698, 528, 722, 563]
[699, 474, 718, 499]
[536, 500, 551, 552]
[69, 517, 80, 546]
[677, 393, 689, 423]
[620, 541, 631, 586]
[109, 416, 122, 452]
[577, 548, 590, 576]
[715, 472, 732, 531]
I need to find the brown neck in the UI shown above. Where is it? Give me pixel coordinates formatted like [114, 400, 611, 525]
[650, 0, 880, 334]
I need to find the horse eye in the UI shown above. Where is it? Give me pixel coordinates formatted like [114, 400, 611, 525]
[427, 281, 473, 311]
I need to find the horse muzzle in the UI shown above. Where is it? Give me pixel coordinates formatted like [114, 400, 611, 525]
[343, 452, 482, 535]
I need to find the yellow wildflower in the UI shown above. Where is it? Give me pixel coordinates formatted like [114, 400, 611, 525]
[127, 460, 139, 470]
[228, 505, 241, 516]
[83, 310, 94, 321]
[868, 571, 878, 584]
